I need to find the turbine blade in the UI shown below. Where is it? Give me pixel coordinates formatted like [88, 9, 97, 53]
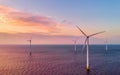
[82, 38, 87, 51]
[76, 26, 87, 37]
[89, 31, 105, 37]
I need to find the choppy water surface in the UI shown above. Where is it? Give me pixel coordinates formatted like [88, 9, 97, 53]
[0, 45, 120, 75]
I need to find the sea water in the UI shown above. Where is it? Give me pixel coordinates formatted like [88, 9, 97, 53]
[0, 45, 120, 75]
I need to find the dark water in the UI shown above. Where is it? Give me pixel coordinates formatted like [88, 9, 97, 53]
[0, 45, 120, 75]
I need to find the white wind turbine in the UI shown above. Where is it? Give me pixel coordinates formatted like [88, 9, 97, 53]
[76, 26, 105, 71]
[73, 39, 77, 53]
[105, 39, 108, 51]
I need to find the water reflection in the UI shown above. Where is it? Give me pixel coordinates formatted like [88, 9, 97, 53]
[0, 45, 120, 75]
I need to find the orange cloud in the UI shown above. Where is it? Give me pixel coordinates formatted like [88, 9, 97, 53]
[0, 5, 81, 38]
[0, 5, 63, 34]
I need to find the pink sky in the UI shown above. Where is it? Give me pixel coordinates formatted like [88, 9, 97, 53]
[0, 5, 113, 44]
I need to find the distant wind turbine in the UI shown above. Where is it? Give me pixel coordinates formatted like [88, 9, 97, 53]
[76, 26, 105, 71]
[27, 36, 32, 56]
[105, 39, 108, 51]
[72, 40, 77, 53]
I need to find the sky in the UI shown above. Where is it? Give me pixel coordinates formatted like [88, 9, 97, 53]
[0, 0, 120, 44]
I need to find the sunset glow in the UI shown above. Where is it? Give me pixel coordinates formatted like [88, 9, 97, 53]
[0, 0, 120, 44]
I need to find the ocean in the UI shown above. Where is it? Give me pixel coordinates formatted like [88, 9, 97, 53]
[0, 45, 120, 75]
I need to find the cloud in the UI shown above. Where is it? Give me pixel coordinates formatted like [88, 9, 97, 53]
[61, 19, 73, 25]
[0, 5, 62, 34]
[7, 12, 57, 26]
[0, 5, 81, 38]
[0, 5, 17, 13]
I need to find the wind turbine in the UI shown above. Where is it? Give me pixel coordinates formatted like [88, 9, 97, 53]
[105, 39, 108, 51]
[76, 26, 105, 71]
[72, 39, 77, 53]
[27, 36, 32, 56]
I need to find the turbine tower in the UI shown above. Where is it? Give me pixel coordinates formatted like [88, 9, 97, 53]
[76, 26, 105, 71]
[105, 39, 108, 51]
[28, 40, 32, 55]
[73, 40, 77, 53]
[27, 36, 32, 56]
